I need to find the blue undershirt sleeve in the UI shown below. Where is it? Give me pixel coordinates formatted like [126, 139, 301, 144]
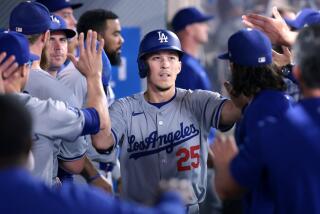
[81, 108, 100, 135]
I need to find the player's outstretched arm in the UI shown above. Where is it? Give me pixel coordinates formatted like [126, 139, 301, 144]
[69, 30, 112, 150]
[219, 100, 241, 127]
[242, 7, 297, 46]
[219, 81, 248, 127]
[80, 156, 112, 193]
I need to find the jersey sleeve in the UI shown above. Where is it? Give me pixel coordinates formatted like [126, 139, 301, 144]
[58, 136, 88, 161]
[85, 138, 119, 163]
[187, 89, 229, 131]
[18, 93, 85, 142]
[101, 49, 111, 87]
[108, 98, 128, 146]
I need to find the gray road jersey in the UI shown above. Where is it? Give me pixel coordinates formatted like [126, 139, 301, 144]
[58, 63, 117, 165]
[13, 93, 85, 185]
[109, 88, 228, 205]
[57, 62, 87, 107]
[57, 61, 115, 106]
[23, 69, 87, 184]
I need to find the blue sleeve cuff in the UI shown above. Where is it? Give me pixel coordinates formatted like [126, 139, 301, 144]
[102, 49, 111, 86]
[81, 108, 100, 135]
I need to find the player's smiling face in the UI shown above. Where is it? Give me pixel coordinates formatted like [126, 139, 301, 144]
[146, 50, 181, 91]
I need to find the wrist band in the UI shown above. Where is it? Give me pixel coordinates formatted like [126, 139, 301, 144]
[88, 172, 102, 183]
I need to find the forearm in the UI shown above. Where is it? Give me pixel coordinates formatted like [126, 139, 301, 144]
[86, 76, 108, 129]
[81, 155, 101, 181]
[60, 158, 85, 174]
[220, 100, 242, 127]
[81, 155, 113, 193]
[214, 164, 244, 200]
[91, 129, 114, 150]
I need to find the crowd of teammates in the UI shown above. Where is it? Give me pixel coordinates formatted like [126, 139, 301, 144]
[1, 0, 320, 213]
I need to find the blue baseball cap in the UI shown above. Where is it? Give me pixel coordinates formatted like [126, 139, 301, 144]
[0, 32, 39, 66]
[9, 1, 52, 35]
[285, 8, 320, 30]
[35, 0, 83, 12]
[171, 7, 213, 32]
[218, 28, 272, 66]
[50, 15, 76, 38]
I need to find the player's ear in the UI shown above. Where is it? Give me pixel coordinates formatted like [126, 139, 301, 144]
[185, 25, 193, 35]
[21, 64, 29, 77]
[41, 30, 50, 44]
[97, 33, 102, 41]
[177, 60, 181, 75]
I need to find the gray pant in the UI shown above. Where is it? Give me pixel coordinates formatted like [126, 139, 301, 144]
[187, 203, 200, 214]
[199, 169, 222, 214]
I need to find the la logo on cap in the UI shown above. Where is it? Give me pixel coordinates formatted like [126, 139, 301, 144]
[51, 15, 60, 24]
[158, 31, 168, 43]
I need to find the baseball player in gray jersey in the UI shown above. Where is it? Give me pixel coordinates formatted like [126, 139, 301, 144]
[103, 29, 241, 213]
[39, 15, 113, 192]
[24, 14, 88, 185]
[7, 2, 112, 185]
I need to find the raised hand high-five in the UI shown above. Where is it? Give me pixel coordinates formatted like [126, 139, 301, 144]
[68, 30, 105, 79]
[242, 7, 297, 46]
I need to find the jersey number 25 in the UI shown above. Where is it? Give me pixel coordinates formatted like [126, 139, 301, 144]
[176, 145, 200, 171]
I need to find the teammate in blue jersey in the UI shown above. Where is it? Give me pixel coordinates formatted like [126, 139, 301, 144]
[102, 29, 242, 214]
[213, 28, 293, 213]
[172, 7, 213, 91]
[0, 93, 186, 214]
[212, 24, 320, 214]
[215, 28, 293, 214]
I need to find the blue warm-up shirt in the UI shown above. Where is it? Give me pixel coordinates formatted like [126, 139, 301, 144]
[231, 98, 320, 214]
[233, 89, 293, 214]
[0, 168, 185, 214]
[176, 53, 212, 91]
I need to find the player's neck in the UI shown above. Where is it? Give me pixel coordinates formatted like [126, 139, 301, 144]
[145, 86, 175, 103]
[47, 69, 58, 78]
[31, 60, 41, 70]
[180, 37, 200, 58]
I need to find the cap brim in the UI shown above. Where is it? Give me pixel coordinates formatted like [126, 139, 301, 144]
[51, 29, 76, 39]
[70, 3, 83, 10]
[284, 18, 300, 29]
[29, 53, 40, 61]
[218, 52, 230, 60]
[199, 15, 214, 22]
